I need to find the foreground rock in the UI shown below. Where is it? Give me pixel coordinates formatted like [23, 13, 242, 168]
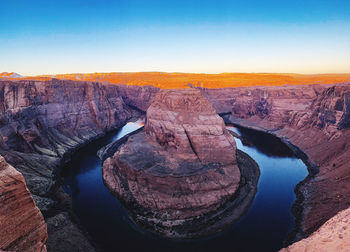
[0, 156, 47, 251]
[103, 89, 250, 238]
[280, 206, 350, 252]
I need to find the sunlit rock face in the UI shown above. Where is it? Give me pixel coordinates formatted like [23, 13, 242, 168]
[0, 156, 47, 252]
[103, 89, 246, 238]
[145, 89, 237, 164]
[280, 206, 350, 252]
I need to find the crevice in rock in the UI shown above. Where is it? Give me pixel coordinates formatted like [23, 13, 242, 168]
[183, 128, 201, 162]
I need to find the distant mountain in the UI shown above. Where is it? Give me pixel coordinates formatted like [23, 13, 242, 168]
[0, 72, 23, 78]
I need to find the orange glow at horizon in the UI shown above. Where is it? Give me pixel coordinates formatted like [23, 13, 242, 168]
[17, 72, 350, 89]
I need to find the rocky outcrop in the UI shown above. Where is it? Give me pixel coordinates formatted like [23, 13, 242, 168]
[201, 84, 350, 241]
[280, 206, 350, 252]
[145, 89, 238, 164]
[102, 89, 247, 238]
[0, 79, 143, 251]
[116, 84, 159, 112]
[0, 79, 135, 196]
[0, 156, 47, 252]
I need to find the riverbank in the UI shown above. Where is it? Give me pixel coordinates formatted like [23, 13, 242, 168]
[0, 79, 147, 251]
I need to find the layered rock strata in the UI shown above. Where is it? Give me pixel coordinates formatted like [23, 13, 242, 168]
[200, 84, 350, 241]
[280, 206, 350, 252]
[103, 89, 245, 238]
[0, 79, 143, 251]
[119, 84, 350, 240]
[0, 156, 47, 252]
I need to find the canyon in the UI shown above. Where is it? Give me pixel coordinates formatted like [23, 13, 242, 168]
[0, 77, 350, 251]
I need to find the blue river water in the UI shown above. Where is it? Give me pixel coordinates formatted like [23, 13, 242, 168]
[62, 120, 308, 252]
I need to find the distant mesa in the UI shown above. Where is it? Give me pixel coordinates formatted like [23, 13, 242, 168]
[102, 88, 259, 238]
[0, 72, 23, 78]
[1, 71, 350, 89]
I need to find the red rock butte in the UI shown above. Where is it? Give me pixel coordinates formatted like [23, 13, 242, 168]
[145, 89, 238, 164]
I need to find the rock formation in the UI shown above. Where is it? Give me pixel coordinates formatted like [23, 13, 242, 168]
[103, 89, 247, 238]
[280, 206, 350, 252]
[201, 84, 350, 241]
[0, 155, 47, 252]
[145, 89, 238, 164]
[0, 79, 146, 251]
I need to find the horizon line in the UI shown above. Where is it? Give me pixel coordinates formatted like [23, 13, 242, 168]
[2, 71, 350, 77]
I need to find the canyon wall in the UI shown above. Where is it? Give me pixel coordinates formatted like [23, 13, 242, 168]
[0, 79, 144, 251]
[201, 84, 350, 240]
[0, 79, 136, 196]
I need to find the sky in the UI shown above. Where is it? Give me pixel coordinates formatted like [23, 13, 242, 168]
[0, 0, 349, 75]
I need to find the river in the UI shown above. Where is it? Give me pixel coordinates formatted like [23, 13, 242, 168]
[62, 119, 308, 251]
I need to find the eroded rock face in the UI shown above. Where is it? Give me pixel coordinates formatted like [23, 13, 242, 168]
[0, 79, 146, 251]
[280, 206, 350, 252]
[145, 89, 237, 164]
[204, 84, 350, 241]
[0, 156, 47, 252]
[0, 79, 135, 196]
[103, 89, 242, 238]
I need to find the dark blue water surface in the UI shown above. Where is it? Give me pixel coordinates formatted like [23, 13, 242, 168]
[62, 121, 308, 252]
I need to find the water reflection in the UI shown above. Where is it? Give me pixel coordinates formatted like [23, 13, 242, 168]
[62, 121, 308, 252]
[227, 125, 294, 157]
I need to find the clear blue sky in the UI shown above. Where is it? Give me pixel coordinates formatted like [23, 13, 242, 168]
[1, 0, 349, 75]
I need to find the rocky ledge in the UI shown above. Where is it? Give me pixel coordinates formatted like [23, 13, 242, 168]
[102, 89, 258, 238]
[0, 156, 47, 252]
[280, 206, 350, 252]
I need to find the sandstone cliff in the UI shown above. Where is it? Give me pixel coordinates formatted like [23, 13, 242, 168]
[201, 84, 350, 240]
[0, 79, 134, 196]
[145, 89, 238, 164]
[280, 206, 350, 252]
[0, 156, 47, 252]
[0, 79, 145, 251]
